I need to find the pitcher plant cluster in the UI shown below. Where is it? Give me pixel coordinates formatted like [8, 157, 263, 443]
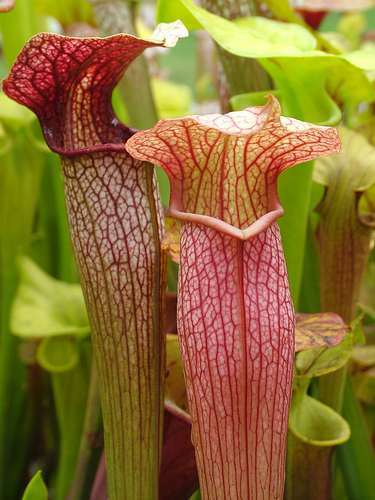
[1, 1, 375, 500]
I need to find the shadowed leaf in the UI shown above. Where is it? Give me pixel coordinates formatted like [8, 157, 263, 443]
[166, 334, 187, 411]
[22, 471, 48, 500]
[295, 312, 348, 352]
[295, 324, 355, 378]
[352, 345, 375, 367]
[162, 218, 182, 264]
[36, 337, 79, 373]
[314, 127, 375, 322]
[11, 258, 89, 339]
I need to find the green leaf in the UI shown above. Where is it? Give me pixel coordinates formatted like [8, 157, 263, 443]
[314, 127, 375, 191]
[295, 326, 354, 378]
[165, 334, 187, 411]
[337, 378, 375, 500]
[189, 490, 202, 500]
[176, 0, 375, 119]
[157, 0, 201, 30]
[230, 90, 281, 111]
[314, 128, 375, 322]
[289, 392, 350, 446]
[352, 345, 375, 368]
[36, 337, 79, 373]
[295, 312, 348, 353]
[0, 93, 35, 130]
[11, 257, 89, 339]
[151, 78, 192, 118]
[180, 1, 317, 56]
[0, 0, 42, 65]
[22, 471, 48, 500]
[36, 0, 93, 26]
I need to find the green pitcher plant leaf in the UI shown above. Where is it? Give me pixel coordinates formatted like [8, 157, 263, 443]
[295, 312, 349, 352]
[295, 321, 356, 378]
[337, 378, 375, 500]
[289, 391, 351, 446]
[11, 257, 89, 339]
[22, 471, 48, 500]
[36, 336, 80, 373]
[127, 95, 339, 500]
[314, 127, 375, 322]
[164, 0, 375, 115]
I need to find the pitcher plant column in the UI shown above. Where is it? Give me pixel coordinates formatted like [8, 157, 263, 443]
[127, 96, 340, 500]
[3, 26, 186, 499]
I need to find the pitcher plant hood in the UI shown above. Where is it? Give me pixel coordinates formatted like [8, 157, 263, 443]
[126, 95, 340, 239]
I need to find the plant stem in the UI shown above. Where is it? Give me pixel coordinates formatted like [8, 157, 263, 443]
[0, 136, 43, 498]
[67, 359, 101, 500]
[52, 345, 91, 500]
[318, 190, 370, 410]
[337, 378, 375, 500]
[286, 434, 332, 500]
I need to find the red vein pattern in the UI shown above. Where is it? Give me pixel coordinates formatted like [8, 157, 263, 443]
[126, 97, 340, 500]
[4, 33, 165, 499]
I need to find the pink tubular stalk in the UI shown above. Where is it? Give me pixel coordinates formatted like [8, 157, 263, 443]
[126, 97, 340, 500]
[3, 33, 168, 499]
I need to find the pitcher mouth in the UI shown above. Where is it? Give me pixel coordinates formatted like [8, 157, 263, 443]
[42, 141, 131, 158]
[167, 200, 284, 241]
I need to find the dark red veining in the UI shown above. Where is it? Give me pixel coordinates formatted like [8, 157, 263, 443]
[126, 97, 340, 500]
[4, 33, 165, 499]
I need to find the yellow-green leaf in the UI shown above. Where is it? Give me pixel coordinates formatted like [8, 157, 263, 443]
[11, 257, 89, 339]
[295, 312, 348, 352]
[166, 334, 187, 411]
[36, 337, 79, 373]
[295, 326, 354, 378]
[22, 471, 48, 500]
[289, 392, 350, 446]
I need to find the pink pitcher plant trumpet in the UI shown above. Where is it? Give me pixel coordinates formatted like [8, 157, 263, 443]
[127, 96, 340, 499]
